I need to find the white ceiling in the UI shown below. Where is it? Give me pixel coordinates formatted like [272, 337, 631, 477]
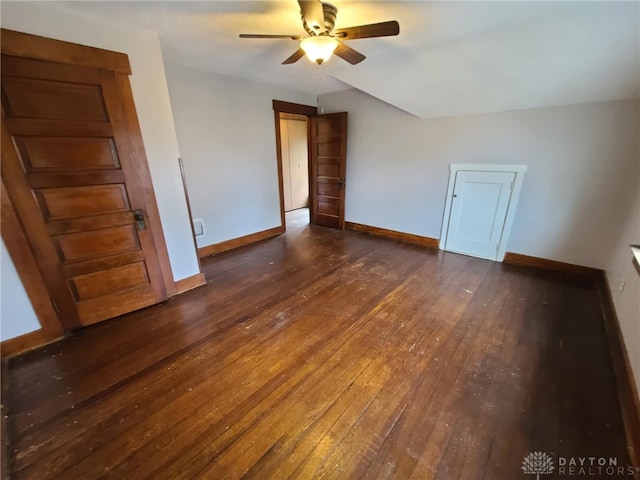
[54, 1, 640, 119]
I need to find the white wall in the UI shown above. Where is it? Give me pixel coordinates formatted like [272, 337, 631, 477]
[318, 90, 639, 269]
[0, 2, 201, 341]
[0, 240, 40, 341]
[164, 63, 316, 247]
[606, 189, 640, 391]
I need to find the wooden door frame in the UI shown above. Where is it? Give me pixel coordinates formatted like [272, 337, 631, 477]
[1, 29, 177, 339]
[272, 100, 317, 230]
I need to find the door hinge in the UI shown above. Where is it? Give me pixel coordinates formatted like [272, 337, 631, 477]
[510, 181, 514, 190]
[51, 298, 60, 313]
[496, 244, 500, 253]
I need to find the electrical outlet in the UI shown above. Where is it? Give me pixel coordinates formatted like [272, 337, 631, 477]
[193, 218, 205, 237]
[618, 279, 626, 293]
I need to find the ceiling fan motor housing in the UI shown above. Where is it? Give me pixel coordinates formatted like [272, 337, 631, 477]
[303, 2, 337, 35]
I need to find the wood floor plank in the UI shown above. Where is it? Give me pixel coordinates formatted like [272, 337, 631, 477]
[3, 209, 631, 479]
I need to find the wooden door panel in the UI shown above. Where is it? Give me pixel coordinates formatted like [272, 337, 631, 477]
[310, 113, 347, 228]
[69, 262, 149, 301]
[62, 250, 145, 278]
[316, 120, 340, 137]
[317, 199, 339, 216]
[1, 52, 167, 328]
[317, 182, 340, 197]
[316, 162, 340, 178]
[14, 137, 120, 171]
[34, 184, 130, 220]
[1, 78, 108, 121]
[76, 288, 160, 325]
[317, 142, 340, 157]
[54, 225, 139, 262]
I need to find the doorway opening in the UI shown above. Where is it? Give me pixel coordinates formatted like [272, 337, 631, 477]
[285, 207, 310, 231]
[272, 100, 317, 232]
[273, 99, 348, 231]
[279, 112, 310, 230]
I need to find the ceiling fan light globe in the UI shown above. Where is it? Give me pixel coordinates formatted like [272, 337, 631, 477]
[300, 35, 338, 64]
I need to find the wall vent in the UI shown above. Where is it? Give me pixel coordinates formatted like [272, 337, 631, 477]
[193, 218, 205, 237]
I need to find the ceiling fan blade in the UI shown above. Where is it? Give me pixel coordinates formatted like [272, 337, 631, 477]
[282, 48, 306, 65]
[334, 42, 366, 65]
[239, 34, 302, 40]
[334, 21, 400, 40]
[298, 0, 326, 34]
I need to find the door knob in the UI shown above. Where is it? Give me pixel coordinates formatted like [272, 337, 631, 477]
[133, 209, 147, 231]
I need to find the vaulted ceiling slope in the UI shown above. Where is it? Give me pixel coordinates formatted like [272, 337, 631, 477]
[54, 1, 640, 119]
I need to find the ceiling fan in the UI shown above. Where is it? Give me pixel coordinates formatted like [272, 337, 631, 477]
[239, 0, 399, 65]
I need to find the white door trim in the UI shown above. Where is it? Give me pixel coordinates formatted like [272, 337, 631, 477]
[439, 164, 527, 261]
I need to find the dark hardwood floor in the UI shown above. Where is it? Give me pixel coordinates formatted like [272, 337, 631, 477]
[2, 208, 631, 479]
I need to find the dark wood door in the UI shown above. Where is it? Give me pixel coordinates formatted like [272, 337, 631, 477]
[310, 112, 347, 228]
[1, 54, 167, 328]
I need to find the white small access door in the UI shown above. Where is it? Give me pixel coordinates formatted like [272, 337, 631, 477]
[440, 164, 526, 261]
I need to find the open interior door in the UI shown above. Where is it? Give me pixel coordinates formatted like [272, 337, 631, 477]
[1, 33, 168, 329]
[309, 112, 347, 228]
